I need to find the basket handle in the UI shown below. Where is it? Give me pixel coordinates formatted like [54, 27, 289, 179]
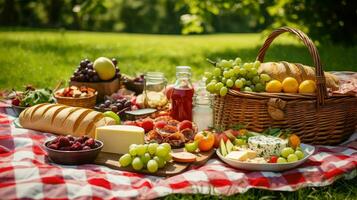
[256, 27, 327, 105]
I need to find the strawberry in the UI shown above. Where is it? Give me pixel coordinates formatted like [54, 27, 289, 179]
[178, 120, 193, 131]
[141, 118, 154, 132]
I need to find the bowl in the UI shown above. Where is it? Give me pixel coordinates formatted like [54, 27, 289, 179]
[44, 140, 103, 165]
[12, 105, 27, 117]
[216, 143, 315, 171]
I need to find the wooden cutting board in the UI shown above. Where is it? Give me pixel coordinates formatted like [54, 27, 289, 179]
[94, 148, 215, 177]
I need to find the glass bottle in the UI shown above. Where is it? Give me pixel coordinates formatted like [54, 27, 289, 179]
[192, 94, 213, 132]
[170, 66, 194, 121]
[144, 72, 168, 109]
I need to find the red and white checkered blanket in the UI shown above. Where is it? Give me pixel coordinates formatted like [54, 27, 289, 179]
[0, 112, 356, 199]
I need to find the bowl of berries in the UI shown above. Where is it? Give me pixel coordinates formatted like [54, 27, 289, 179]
[45, 135, 103, 165]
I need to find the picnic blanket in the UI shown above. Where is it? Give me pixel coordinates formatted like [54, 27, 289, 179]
[0, 111, 356, 200]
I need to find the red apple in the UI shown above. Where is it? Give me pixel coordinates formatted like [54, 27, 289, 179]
[213, 132, 228, 148]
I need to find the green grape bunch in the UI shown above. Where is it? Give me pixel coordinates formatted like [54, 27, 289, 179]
[119, 142, 172, 173]
[204, 57, 271, 97]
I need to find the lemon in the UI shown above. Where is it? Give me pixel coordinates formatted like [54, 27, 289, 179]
[299, 80, 316, 93]
[265, 80, 282, 93]
[282, 77, 299, 93]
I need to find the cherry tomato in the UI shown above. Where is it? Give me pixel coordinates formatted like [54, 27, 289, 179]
[268, 155, 278, 163]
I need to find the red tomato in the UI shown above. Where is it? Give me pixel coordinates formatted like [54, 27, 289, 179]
[268, 156, 278, 163]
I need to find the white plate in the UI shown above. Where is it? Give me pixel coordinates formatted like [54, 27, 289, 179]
[216, 143, 315, 171]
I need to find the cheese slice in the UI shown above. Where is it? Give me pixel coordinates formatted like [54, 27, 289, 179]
[95, 125, 145, 154]
[226, 150, 257, 161]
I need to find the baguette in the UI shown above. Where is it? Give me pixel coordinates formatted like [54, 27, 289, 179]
[19, 103, 116, 137]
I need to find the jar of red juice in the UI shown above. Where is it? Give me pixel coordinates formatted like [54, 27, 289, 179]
[170, 66, 194, 121]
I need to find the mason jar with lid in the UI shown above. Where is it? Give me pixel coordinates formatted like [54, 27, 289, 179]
[144, 72, 168, 109]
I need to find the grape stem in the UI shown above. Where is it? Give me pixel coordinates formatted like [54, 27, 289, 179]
[206, 58, 216, 67]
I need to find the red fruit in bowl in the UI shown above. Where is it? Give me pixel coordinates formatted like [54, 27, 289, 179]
[58, 137, 70, 147]
[82, 146, 91, 150]
[49, 143, 59, 150]
[141, 118, 154, 132]
[178, 120, 193, 131]
[154, 121, 167, 129]
[12, 98, 20, 106]
[70, 142, 82, 151]
[81, 136, 90, 143]
[84, 138, 95, 148]
[66, 135, 75, 141]
[60, 146, 71, 151]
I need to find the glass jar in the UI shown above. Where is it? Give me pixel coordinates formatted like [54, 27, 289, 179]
[192, 94, 213, 132]
[144, 72, 168, 109]
[170, 66, 194, 121]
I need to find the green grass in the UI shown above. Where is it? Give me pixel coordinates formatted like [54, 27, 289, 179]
[0, 28, 356, 199]
[163, 176, 357, 200]
[0, 28, 356, 89]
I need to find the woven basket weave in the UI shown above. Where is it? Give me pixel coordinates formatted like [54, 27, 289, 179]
[213, 27, 357, 145]
[55, 93, 97, 109]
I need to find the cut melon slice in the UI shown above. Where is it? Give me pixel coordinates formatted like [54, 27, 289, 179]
[226, 139, 234, 154]
[220, 139, 227, 157]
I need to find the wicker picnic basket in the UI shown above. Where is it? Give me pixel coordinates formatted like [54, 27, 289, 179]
[213, 27, 357, 145]
[55, 93, 97, 108]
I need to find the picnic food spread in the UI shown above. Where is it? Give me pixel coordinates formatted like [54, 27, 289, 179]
[0, 27, 356, 200]
[2, 27, 356, 180]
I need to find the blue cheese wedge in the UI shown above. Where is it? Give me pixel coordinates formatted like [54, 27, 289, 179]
[248, 135, 287, 158]
[226, 150, 257, 161]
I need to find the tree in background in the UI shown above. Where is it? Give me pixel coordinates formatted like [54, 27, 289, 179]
[0, 0, 356, 45]
[180, 0, 357, 45]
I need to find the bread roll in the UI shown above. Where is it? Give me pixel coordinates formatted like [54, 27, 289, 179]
[258, 62, 340, 90]
[19, 103, 116, 137]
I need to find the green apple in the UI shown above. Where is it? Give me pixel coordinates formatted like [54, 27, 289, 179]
[185, 141, 198, 153]
[93, 57, 116, 80]
[104, 111, 121, 124]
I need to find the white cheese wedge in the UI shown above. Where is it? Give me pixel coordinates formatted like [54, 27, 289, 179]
[226, 150, 257, 161]
[95, 125, 145, 154]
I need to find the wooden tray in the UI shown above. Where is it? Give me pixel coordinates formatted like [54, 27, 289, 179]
[94, 148, 215, 177]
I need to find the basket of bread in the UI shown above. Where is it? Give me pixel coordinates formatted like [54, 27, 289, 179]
[54, 86, 97, 108]
[205, 27, 357, 145]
